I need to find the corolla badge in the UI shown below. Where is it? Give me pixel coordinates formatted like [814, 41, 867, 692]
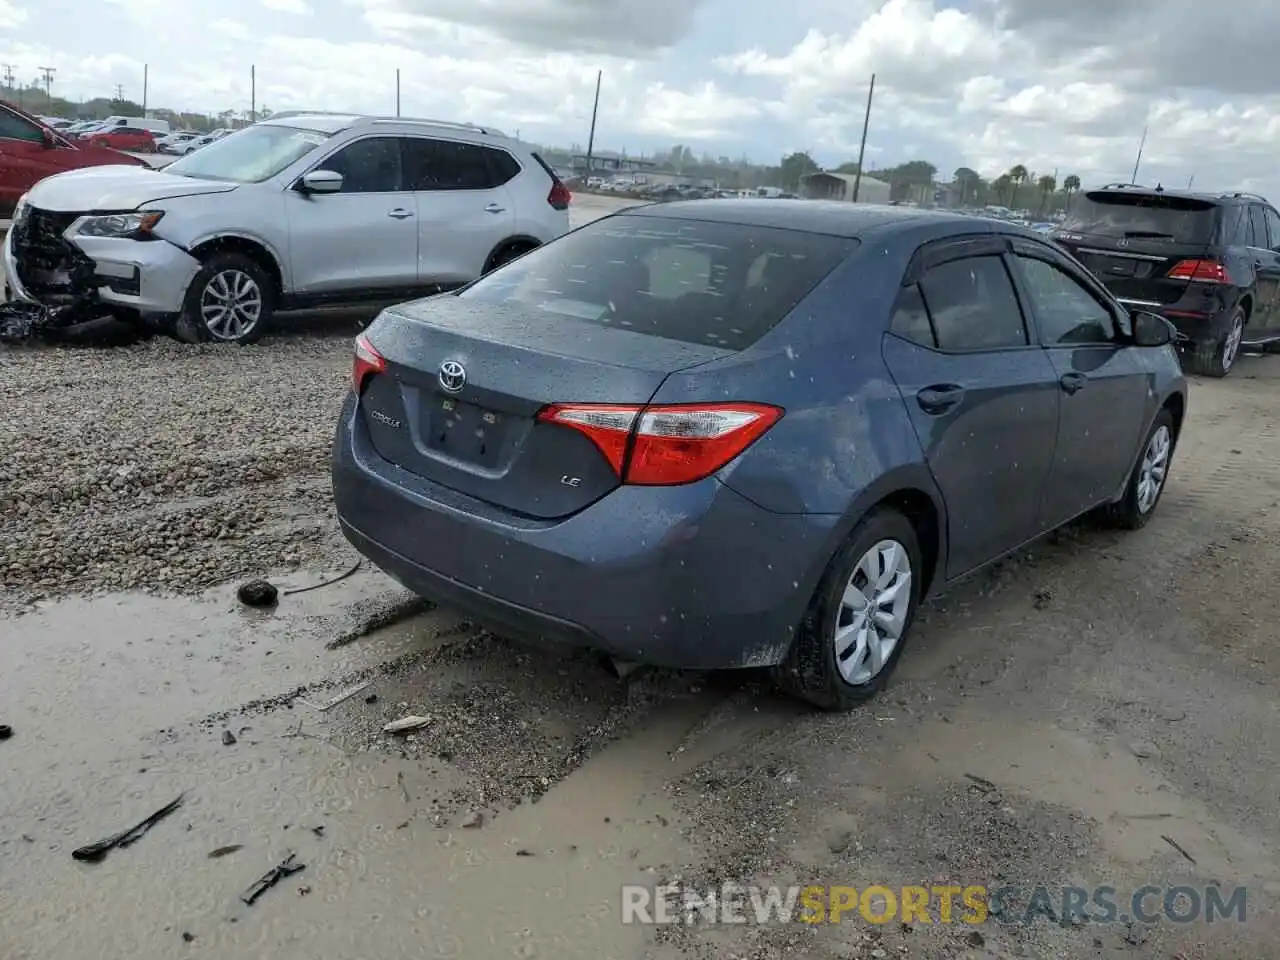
[438, 360, 466, 393]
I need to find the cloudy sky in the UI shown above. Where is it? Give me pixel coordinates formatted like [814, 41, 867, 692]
[3, 0, 1279, 195]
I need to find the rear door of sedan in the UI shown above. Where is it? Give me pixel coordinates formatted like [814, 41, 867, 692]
[1005, 236, 1151, 527]
[881, 235, 1061, 578]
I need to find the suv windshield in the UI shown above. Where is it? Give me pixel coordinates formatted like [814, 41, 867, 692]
[165, 124, 331, 183]
[1061, 192, 1217, 244]
[457, 214, 855, 350]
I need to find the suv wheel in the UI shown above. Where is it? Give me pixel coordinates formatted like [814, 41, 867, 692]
[773, 507, 922, 711]
[1185, 306, 1244, 377]
[174, 252, 274, 345]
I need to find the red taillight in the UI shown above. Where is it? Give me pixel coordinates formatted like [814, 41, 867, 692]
[548, 180, 572, 211]
[1167, 258, 1230, 283]
[536, 402, 783, 486]
[352, 333, 386, 392]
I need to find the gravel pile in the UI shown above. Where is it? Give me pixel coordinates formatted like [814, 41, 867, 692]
[0, 333, 360, 611]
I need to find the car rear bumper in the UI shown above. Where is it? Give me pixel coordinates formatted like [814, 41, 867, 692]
[331, 395, 836, 670]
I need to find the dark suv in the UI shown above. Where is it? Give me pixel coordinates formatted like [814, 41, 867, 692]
[1053, 184, 1280, 377]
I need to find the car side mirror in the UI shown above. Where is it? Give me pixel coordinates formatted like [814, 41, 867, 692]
[40, 128, 56, 148]
[297, 169, 343, 194]
[1130, 310, 1176, 347]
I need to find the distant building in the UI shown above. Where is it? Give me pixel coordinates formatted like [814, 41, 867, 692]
[572, 150, 659, 176]
[798, 172, 891, 204]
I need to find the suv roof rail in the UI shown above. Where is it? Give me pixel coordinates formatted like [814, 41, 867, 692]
[363, 116, 507, 137]
[263, 110, 355, 121]
[1098, 182, 1148, 190]
[1220, 191, 1269, 202]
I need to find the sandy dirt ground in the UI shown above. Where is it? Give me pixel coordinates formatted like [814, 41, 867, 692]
[2, 203, 1279, 958]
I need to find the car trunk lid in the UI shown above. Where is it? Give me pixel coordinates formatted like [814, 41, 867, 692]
[356, 296, 731, 519]
[1054, 191, 1219, 305]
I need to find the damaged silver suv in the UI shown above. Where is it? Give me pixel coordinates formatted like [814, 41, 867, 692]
[3, 112, 573, 344]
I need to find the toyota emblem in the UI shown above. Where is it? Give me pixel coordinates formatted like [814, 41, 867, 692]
[438, 360, 466, 393]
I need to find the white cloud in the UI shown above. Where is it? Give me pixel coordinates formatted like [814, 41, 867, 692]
[2, 0, 1280, 199]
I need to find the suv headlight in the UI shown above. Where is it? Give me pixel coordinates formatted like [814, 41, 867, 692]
[73, 211, 165, 239]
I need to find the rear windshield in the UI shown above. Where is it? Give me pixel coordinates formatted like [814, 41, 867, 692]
[456, 215, 855, 350]
[1061, 192, 1217, 243]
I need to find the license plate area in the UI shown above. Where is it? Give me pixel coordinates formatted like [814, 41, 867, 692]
[423, 396, 506, 468]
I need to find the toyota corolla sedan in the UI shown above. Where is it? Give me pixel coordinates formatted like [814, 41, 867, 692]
[331, 200, 1188, 710]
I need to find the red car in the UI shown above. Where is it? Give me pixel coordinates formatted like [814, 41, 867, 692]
[0, 100, 145, 215]
[83, 126, 157, 153]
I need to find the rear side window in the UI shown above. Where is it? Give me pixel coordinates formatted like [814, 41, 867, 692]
[457, 215, 855, 350]
[915, 256, 1028, 351]
[1264, 208, 1280, 250]
[1060, 192, 1217, 244]
[486, 148, 520, 186]
[402, 138, 498, 190]
[1246, 205, 1267, 248]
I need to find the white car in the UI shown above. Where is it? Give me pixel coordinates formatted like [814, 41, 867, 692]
[3, 113, 574, 344]
[156, 130, 202, 154]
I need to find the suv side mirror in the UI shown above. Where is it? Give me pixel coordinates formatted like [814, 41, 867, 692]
[1131, 310, 1176, 347]
[297, 169, 343, 194]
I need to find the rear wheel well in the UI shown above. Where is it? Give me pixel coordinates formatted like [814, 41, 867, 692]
[1162, 392, 1186, 448]
[876, 488, 940, 596]
[483, 236, 540, 273]
[189, 237, 282, 300]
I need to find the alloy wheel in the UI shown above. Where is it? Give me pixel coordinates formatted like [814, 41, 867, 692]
[200, 269, 263, 341]
[1222, 312, 1244, 372]
[833, 539, 912, 685]
[1136, 424, 1171, 514]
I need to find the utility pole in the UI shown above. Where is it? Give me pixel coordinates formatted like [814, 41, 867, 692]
[1131, 126, 1148, 184]
[583, 69, 602, 179]
[250, 64, 256, 123]
[114, 84, 124, 101]
[142, 63, 148, 115]
[395, 68, 401, 117]
[38, 66, 55, 107]
[1187, 175, 1195, 190]
[851, 73, 876, 203]
[1, 64, 14, 93]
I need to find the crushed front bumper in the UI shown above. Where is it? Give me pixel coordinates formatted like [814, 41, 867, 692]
[3, 208, 199, 315]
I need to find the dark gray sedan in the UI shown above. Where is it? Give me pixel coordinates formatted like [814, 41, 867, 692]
[331, 200, 1188, 710]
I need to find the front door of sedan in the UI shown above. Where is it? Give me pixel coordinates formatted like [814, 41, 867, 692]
[1007, 242, 1151, 527]
[285, 135, 420, 296]
[882, 240, 1061, 578]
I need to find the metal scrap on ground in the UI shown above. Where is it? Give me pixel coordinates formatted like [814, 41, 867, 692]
[241, 853, 306, 905]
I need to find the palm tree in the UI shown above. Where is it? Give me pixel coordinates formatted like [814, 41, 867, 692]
[952, 166, 981, 207]
[1036, 174, 1056, 215]
[1062, 174, 1081, 212]
[1007, 164, 1029, 210]
[992, 174, 1014, 205]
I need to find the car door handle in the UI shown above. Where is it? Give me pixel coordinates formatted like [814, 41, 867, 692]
[1059, 372, 1088, 394]
[387, 208, 414, 219]
[916, 384, 965, 414]
[484, 203, 506, 214]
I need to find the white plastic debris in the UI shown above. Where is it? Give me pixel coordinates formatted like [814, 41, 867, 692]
[383, 715, 432, 734]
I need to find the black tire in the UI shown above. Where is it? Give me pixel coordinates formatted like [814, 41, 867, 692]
[174, 251, 274, 345]
[1105, 408, 1176, 530]
[483, 241, 536, 274]
[1183, 306, 1244, 377]
[773, 508, 923, 711]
